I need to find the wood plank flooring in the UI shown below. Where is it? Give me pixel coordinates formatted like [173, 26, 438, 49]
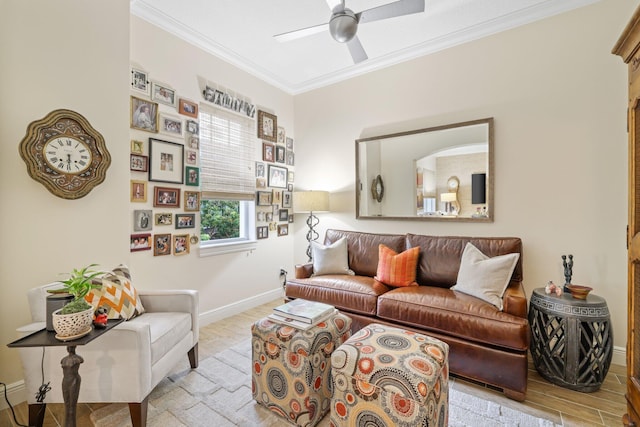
[0, 299, 627, 426]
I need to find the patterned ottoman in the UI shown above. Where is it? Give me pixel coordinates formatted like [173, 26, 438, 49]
[330, 324, 449, 427]
[251, 312, 352, 427]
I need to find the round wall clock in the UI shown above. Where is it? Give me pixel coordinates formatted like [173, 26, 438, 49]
[19, 109, 111, 199]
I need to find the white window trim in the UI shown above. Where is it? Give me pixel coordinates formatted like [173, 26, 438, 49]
[198, 200, 256, 257]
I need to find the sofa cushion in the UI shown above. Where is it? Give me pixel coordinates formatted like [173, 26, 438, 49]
[285, 275, 390, 316]
[127, 312, 191, 365]
[451, 243, 519, 310]
[405, 234, 523, 288]
[374, 244, 420, 287]
[377, 286, 529, 351]
[325, 229, 405, 277]
[311, 237, 355, 276]
[85, 265, 145, 320]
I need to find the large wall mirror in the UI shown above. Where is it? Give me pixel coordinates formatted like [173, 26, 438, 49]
[356, 118, 493, 222]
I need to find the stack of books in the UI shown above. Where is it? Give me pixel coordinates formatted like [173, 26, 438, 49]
[268, 299, 337, 330]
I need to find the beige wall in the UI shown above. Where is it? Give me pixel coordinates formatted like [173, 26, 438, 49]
[293, 0, 633, 352]
[0, 0, 131, 385]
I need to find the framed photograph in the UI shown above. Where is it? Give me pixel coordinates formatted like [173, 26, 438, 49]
[188, 135, 199, 149]
[282, 191, 292, 208]
[272, 189, 282, 205]
[268, 164, 288, 189]
[131, 140, 144, 154]
[277, 126, 286, 144]
[257, 191, 272, 206]
[159, 113, 183, 137]
[178, 98, 198, 118]
[130, 180, 147, 203]
[279, 209, 289, 221]
[266, 212, 273, 222]
[185, 166, 199, 186]
[190, 235, 199, 245]
[153, 186, 181, 208]
[277, 224, 289, 236]
[133, 209, 152, 231]
[263, 142, 274, 162]
[286, 137, 294, 150]
[286, 150, 295, 166]
[153, 233, 172, 256]
[288, 214, 294, 223]
[257, 110, 277, 142]
[288, 171, 295, 183]
[186, 120, 199, 134]
[130, 67, 150, 96]
[257, 211, 266, 222]
[173, 234, 190, 255]
[130, 96, 158, 133]
[275, 146, 286, 164]
[130, 154, 148, 172]
[155, 213, 173, 226]
[176, 213, 195, 229]
[272, 204, 279, 215]
[151, 81, 176, 106]
[256, 178, 266, 189]
[287, 183, 293, 191]
[184, 191, 200, 212]
[149, 138, 184, 184]
[255, 161, 265, 178]
[186, 150, 198, 165]
[257, 226, 268, 239]
[130, 233, 151, 252]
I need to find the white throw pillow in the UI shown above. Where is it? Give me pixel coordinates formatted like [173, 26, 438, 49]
[451, 242, 520, 310]
[311, 237, 355, 276]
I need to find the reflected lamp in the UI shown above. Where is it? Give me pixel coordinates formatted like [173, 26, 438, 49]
[293, 191, 330, 261]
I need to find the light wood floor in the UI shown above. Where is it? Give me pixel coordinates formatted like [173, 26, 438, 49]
[0, 300, 627, 426]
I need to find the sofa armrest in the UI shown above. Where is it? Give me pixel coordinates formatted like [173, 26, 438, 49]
[295, 263, 313, 279]
[502, 281, 528, 318]
[138, 290, 199, 343]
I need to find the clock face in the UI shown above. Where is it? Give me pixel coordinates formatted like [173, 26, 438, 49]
[19, 109, 110, 199]
[44, 136, 93, 174]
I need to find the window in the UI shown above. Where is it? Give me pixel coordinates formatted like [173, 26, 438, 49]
[198, 104, 256, 256]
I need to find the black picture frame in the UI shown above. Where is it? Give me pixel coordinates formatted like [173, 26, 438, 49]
[148, 138, 184, 184]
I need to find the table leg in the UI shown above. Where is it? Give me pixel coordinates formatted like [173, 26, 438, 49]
[61, 345, 83, 427]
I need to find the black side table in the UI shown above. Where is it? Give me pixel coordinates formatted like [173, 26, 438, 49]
[7, 319, 123, 427]
[529, 288, 613, 392]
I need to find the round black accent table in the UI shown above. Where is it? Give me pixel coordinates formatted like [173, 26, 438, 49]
[528, 288, 613, 392]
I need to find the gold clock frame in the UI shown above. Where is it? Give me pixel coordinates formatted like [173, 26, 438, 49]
[19, 109, 111, 199]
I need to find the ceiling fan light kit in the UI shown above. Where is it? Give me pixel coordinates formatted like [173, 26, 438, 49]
[275, 0, 425, 63]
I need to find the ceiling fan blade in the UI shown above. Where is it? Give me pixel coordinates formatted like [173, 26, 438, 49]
[325, 0, 344, 13]
[346, 36, 368, 63]
[357, 0, 425, 24]
[274, 22, 329, 42]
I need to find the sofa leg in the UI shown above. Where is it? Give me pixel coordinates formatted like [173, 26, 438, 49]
[129, 397, 148, 427]
[188, 343, 198, 369]
[28, 403, 46, 427]
[503, 388, 526, 402]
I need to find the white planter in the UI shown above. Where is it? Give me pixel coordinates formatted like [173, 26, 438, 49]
[52, 306, 93, 338]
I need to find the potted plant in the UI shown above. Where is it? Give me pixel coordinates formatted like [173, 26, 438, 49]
[50, 264, 102, 339]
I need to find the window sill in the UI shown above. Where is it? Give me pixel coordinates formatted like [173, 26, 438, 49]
[198, 239, 257, 257]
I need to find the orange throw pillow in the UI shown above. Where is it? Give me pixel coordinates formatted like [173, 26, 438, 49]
[374, 244, 420, 287]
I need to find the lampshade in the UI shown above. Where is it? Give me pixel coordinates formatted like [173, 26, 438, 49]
[472, 173, 487, 204]
[440, 192, 457, 203]
[293, 191, 330, 213]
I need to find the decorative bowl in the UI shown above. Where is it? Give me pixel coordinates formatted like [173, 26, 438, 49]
[52, 307, 94, 339]
[566, 284, 593, 300]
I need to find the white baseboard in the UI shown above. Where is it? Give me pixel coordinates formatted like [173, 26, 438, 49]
[199, 287, 283, 326]
[613, 345, 626, 367]
[0, 381, 27, 412]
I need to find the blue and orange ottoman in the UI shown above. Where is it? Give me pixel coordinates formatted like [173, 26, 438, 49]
[251, 312, 352, 427]
[330, 323, 449, 427]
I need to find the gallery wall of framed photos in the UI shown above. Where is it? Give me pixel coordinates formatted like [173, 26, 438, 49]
[129, 67, 295, 256]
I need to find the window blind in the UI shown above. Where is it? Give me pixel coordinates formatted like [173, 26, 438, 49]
[199, 104, 256, 200]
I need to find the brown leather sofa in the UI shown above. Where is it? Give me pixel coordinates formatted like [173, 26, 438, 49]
[285, 229, 530, 401]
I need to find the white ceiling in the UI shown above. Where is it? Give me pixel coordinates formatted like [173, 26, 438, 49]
[130, 0, 598, 95]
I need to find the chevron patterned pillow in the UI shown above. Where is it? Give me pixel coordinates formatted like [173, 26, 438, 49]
[85, 264, 145, 320]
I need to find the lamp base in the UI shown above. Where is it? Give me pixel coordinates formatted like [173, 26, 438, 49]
[305, 212, 319, 262]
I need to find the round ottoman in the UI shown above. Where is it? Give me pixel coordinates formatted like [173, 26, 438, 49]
[330, 323, 449, 427]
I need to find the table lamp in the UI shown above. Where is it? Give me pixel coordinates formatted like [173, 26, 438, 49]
[293, 190, 330, 261]
[440, 192, 457, 214]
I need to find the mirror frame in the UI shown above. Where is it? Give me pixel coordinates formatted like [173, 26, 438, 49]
[355, 117, 494, 222]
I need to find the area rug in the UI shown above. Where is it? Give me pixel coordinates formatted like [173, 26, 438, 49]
[90, 339, 559, 426]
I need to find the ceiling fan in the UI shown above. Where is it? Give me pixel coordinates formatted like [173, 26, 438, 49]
[274, 0, 425, 64]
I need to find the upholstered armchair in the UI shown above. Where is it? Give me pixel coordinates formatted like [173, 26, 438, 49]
[15, 281, 199, 427]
